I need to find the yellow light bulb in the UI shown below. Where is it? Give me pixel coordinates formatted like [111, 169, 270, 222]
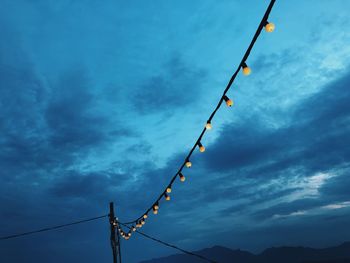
[205, 122, 212, 130]
[226, 99, 233, 107]
[198, 142, 206, 152]
[179, 173, 186, 182]
[143, 214, 148, 219]
[128, 233, 131, 237]
[132, 226, 136, 232]
[185, 161, 192, 168]
[166, 187, 172, 193]
[153, 203, 159, 210]
[165, 194, 170, 201]
[141, 220, 145, 225]
[153, 209, 158, 215]
[265, 22, 275, 32]
[242, 66, 251, 76]
[223, 95, 234, 107]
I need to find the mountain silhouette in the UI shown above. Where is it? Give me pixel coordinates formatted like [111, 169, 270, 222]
[140, 242, 350, 263]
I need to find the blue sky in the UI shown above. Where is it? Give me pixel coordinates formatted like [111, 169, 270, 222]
[1, 0, 350, 262]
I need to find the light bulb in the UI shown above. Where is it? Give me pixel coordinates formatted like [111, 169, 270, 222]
[205, 121, 212, 130]
[128, 232, 131, 237]
[166, 186, 172, 193]
[242, 62, 251, 76]
[165, 193, 171, 201]
[153, 208, 158, 214]
[179, 173, 186, 182]
[153, 202, 159, 210]
[132, 226, 136, 232]
[141, 220, 145, 225]
[223, 95, 234, 107]
[143, 214, 148, 219]
[185, 159, 192, 168]
[265, 21, 275, 32]
[198, 142, 205, 152]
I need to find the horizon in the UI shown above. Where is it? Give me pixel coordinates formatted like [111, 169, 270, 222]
[1, 0, 350, 262]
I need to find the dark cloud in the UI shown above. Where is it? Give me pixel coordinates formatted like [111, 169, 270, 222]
[45, 69, 111, 156]
[252, 198, 324, 220]
[201, 71, 350, 178]
[132, 54, 207, 114]
[319, 167, 350, 202]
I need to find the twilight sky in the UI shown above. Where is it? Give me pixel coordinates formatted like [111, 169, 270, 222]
[1, 1, 350, 262]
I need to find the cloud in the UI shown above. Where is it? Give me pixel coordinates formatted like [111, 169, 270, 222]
[132, 54, 207, 114]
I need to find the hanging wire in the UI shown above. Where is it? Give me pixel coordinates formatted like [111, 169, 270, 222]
[118, 222, 217, 263]
[120, 0, 277, 226]
[0, 214, 108, 240]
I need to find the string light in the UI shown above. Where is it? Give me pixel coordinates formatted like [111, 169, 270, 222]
[179, 173, 186, 182]
[141, 219, 145, 225]
[132, 226, 136, 232]
[116, 0, 277, 241]
[198, 142, 206, 152]
[241, 62, 251, 76]
[165, 193, 171, 201]
[153, 202, 159, 210]
[223, 95, 234, 107]
[185, 159, 192, 168]
[264, 21, 275, 32]
[205, 121, 212, 130]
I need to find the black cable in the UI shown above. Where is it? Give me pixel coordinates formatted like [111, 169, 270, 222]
[121, 0, 277, 225]
[118, 222, 217, 263]
[0, 214, 108, 240]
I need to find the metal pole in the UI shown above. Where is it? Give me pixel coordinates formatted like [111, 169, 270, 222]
[109, 202, 121, 263]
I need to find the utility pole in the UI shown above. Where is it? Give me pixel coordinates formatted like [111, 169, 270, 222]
[109, 202, 122, 263]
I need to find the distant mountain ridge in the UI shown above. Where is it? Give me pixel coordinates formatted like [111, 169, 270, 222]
[140, 242, 350, 263]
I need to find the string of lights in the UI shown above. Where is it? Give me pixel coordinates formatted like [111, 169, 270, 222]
[117, 0, 277, 237]
[116, 221, 217, 263]
[0, 214, 108, 240]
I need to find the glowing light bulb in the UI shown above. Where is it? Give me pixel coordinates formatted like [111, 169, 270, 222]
[242, 62, 251, 76]
[185, 159, 192, 168]
[166, 186, 172, 193]
[128, 232, 131, 237]
[165, 193, 170, 201]
[153, 202, 159, 210]
[141, 220, 145, 225]
[223, 95, 234, 107]
[205, 121, 212, 130]
[132, 226, 136, 232]
[153, 208, 158, 214]
[265, 21, 275, 32]
[198, 142, 205, 152]
[143, 214, 148, 219]
[179, 173, 186, 182]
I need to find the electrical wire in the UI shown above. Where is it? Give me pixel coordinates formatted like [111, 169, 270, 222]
[118, 222, 217, 263]
[120, 0, 277, 226]
[0, 214, 108, 240]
